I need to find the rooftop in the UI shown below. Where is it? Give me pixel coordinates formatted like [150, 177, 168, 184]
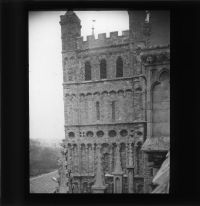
[30, 170, 59, 193]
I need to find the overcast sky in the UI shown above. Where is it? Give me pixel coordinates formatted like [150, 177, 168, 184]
[29, 11, 129, 146]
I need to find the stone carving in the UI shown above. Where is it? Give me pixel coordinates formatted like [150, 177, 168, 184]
[141, 52, 170, 65]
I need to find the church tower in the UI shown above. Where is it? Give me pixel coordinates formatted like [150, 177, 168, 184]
[58, 10, 170, 194]
[60, 10, 81, 52]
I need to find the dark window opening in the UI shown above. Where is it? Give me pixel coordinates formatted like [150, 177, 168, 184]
[111, 101, 115, 121]
[97, 130, 104, 137]
[108, 130, 117, 137]
[100, 59, 107, 79]
[116, 57, 123, 77]
[86, 131, 94, 137]
[68, 132, 75, 138]
[96, 101, 100, 120]
[85, 61, 91, 81]
[120, 129, 128, 137]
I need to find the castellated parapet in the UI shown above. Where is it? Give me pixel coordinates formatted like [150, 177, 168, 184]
[76, 30, 129, 50]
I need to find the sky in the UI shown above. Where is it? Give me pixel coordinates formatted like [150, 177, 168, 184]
[29, 11, 129, 146]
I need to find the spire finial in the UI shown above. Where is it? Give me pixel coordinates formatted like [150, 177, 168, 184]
[92, 20, 96, 36]
[145, 10, 150, 23]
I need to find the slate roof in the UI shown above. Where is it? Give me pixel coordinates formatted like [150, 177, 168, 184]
[30, 170, 59, 193]
[141, 137, 169, 151]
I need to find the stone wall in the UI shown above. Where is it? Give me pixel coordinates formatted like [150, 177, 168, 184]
[59, 10, 170, 193]
[62, 45, 130, 83]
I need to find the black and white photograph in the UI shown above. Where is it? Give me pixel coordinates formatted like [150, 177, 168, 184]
[29, 10, 170, 194]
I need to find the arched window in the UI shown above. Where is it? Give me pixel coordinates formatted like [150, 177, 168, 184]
[111, 101, 115, 121]
[96, 101, 100, 120]
[68, 132, 75, 138]
[85, 61, 91, 81]
[116, 57, 123, 77]
[100, 59, 107, 79]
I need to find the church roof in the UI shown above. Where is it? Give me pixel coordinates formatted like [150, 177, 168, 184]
[141, 137, 169, 151]
[30, 170, 59, 193]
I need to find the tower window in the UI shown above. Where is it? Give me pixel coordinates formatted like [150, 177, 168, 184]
[108, 130, 117, 137]
[68, 132, 75, 138]
[85, 61, 91, 81]
[116, 56, 123, 77]
[100, 59, 107, 79]
[111, 101, 115, 121]
[96, 101, 100, 120]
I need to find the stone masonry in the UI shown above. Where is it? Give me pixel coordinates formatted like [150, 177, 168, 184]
[58, 10, 170, 193]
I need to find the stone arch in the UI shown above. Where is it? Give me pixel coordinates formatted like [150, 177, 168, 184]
[109, 90, 116, 96]
[86, 131, 94, 137]
[125, 89, 132, 94]
[120, 129, 128, 137]
[157, 68, 170, 82]
[79, 93, 85, 97]
[82, 181, 89, 193]
[68, 131, 75, 138]
[108, 130, 117, 137]
[117, 90, 124, 96]
[93, 91, 100, 97]
[86, 92, 92, 97]
[159, 69, 170, 82]
[96, 130, 104, 137]
[73, 182, 79, 193]
[101, 90, 108, 96]
[115, 177, 121, 193]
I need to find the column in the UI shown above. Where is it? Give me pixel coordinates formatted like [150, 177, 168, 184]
[143, 152, 151, 193]
[112, 143, 123, 193]
[92, 144, 106, 193]
[86, 144, 89, 174]
[109, 143, 113, 173]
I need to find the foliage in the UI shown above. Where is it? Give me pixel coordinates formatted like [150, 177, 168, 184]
[30, 139, 60, 177]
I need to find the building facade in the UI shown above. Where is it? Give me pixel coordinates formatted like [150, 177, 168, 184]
[58, 10, 170, 193]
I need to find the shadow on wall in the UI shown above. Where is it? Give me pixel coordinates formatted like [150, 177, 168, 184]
[150, 11, 170, 46]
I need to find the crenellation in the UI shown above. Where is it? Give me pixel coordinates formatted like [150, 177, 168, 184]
[110, 31, 119, 38]
[98, 33, 107, 40]
[76, 30, 130, 51]
[122, 30, 129, 37]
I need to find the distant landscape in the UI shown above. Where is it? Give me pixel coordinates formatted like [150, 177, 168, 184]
[30, 139, 60, 177]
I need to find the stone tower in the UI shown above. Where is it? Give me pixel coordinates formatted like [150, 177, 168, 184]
[59, 10, 170, 193]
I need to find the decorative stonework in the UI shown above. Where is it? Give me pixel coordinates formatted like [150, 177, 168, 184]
[141, 52, 170, 65]
[58, 10, 170, 194]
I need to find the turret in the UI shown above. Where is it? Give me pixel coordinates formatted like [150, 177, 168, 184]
[128, 10, 147, 43]
[60, 10, 81, 51]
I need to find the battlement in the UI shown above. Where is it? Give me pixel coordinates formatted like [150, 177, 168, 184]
[76, 30, 130, 50]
